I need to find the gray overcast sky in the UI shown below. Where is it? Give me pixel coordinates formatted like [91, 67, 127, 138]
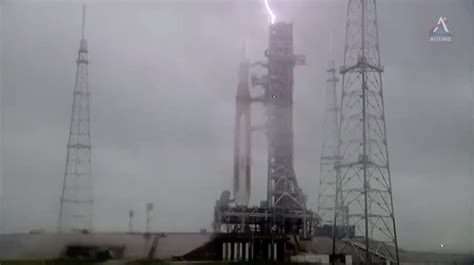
[0, 0, 473, 254]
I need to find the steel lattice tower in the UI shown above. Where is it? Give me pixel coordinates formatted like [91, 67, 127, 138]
[317, 59, 340, 225]
[265, 22, 306, 212]
[333, 0, 399, 263]
[58, 6, 93, 232]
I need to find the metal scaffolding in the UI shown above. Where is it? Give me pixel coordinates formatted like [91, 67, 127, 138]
[263, 22, 306, 213]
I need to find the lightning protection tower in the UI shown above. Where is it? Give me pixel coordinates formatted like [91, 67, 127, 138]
[317, 56, 340, 227]
[58, 5, 93, 232]
[333, 0, 399, 264]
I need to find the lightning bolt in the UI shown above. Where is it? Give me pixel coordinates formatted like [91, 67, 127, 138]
[263, 0, 276, 24]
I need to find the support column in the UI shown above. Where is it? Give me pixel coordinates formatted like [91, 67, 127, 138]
[251, 241, 254, 260]
[234, 242, 239, 261]
[273, 243, 277, 261]
[227, 242, 232, 261]
[245, 242, 249, 261]
[239, 242, 243, 261]
[222, 242, 226, 260]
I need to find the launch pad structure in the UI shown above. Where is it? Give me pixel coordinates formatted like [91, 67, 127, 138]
[52, 1, 402, 264]
[213, 21, 318, 261]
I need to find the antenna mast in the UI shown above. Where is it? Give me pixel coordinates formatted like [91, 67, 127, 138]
[58, 5, 93, 232]
[82, 5, 86, 40]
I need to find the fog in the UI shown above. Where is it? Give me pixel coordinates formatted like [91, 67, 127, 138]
[1, 0, 473, 254]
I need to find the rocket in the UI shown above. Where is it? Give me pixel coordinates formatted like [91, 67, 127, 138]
[233, 59, 252, 207]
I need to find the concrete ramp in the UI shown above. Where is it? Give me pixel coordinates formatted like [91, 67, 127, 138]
[0, 233, 213, 260]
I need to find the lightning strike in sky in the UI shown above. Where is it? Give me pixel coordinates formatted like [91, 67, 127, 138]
[263, 0, 276, 24]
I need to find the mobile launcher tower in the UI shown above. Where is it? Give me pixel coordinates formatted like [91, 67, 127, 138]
[213, 22, 318, 261]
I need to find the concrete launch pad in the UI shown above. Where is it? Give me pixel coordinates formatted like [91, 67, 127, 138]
[1, 232, 472, 264]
